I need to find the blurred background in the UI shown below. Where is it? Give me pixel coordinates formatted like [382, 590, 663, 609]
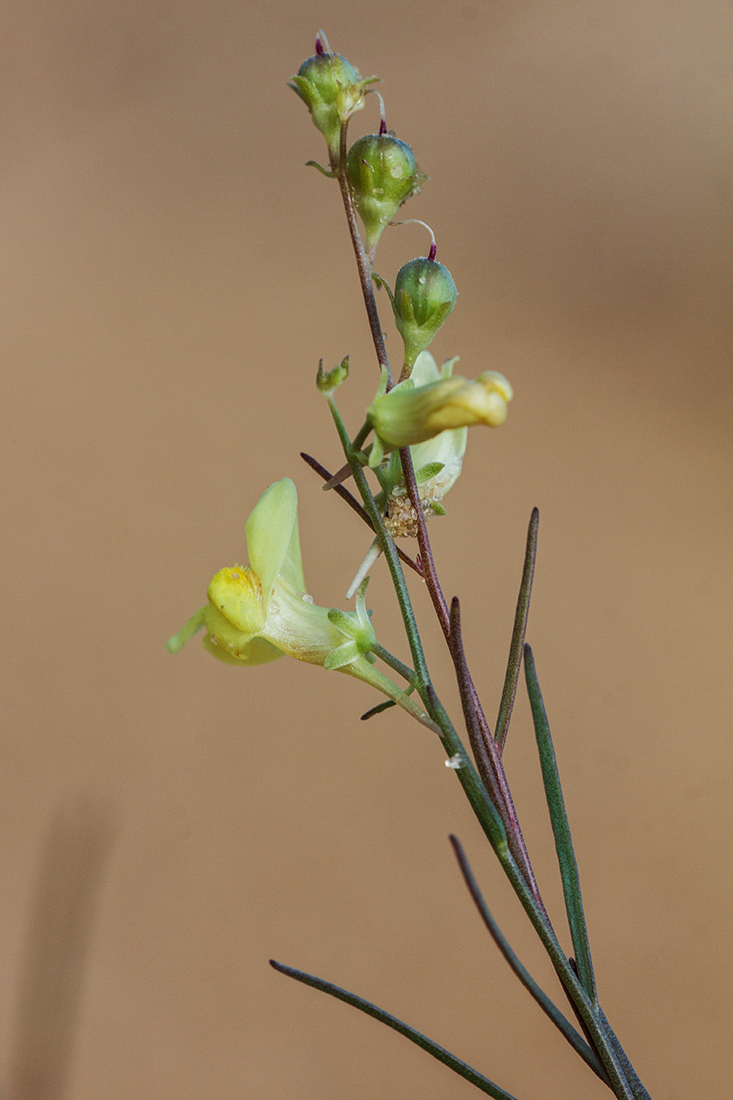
[1, 1, 730, 1097]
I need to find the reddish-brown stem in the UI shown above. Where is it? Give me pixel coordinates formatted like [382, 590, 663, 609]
[334, 122, 393, 387]
[400, 448, 545, 909]
[449, 597, 547, 915]
[300, 452, 422, 576]
[398, 448, 450, 637]
[333, 87, 543, 912]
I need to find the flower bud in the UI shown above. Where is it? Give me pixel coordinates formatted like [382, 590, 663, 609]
[392, 258, 457, 373]
[316, 355, 349, 394]
[289, 46, 374, 160]
[346, 134, 425, 257]
[367, 367, 512, 465]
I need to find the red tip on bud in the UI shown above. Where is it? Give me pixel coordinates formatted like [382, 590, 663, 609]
[428, 241, 437, 262]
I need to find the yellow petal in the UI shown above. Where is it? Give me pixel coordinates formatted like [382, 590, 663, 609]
[207, 566, 267, 634]
[245, 478, 306, 601]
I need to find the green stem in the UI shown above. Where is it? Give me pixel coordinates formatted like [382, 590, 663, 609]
[299, 452, 421, 577]
[495, 845, 637, 1100]
[448, 596, 548, 915]
[326, 396, 429, 689]
[449, 835, 608, 1083]
[352, 420, 372, 451]
[326, 397, 514, 864]
[424, 686, 508, 856]
[371, 641, 417, 684]
[597, 1008, 652, 1100]
[339, 659, 438, 733]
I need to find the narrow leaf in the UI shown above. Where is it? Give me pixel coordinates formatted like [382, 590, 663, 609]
[495, 508, 539, 751]
[524, 645, 597, 1004]
[449, 836, 608, 1084]
[361, 700, 396, 721]
[448, 601, 543, 906]
[414, 461, 445, 484]
[269, 959, 520, 1100]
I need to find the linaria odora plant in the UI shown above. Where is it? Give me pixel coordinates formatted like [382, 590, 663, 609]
[288, 32, 377, 165]
[168, 33, 654, 1100]
[386, 256, 458, 377]
[372, 351, 469, 510]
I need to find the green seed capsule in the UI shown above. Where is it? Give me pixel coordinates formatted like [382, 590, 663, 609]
[392, 258, 458, 372]
[289, 49, 371, 159]
[346, 134, 425, 257]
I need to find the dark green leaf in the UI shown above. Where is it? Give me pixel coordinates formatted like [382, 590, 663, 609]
[524, 645, 597, 1003]
[270, 959, 520, 1099]
[495, 509, 539, 751]
[449, 835, 608, 1083]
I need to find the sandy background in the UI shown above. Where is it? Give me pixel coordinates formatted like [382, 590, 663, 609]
[1, 1, 731, 1098]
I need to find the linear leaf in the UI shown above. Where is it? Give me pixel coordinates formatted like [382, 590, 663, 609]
[449, 835, 608, 1083]
[523, 644, 597, 1003]
[270, 959, 521, 1100]
[495, 509, 539, 751]
[598, 1008, 652, 1100]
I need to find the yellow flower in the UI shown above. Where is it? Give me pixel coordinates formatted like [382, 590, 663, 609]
[367, 360, 512, 467]
[399, 352, 468, 503]
[167, 478, 437, 730]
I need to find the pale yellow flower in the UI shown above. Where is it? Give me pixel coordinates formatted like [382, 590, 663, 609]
[367, 360, 512, 467]
[167, 478, 436, 730]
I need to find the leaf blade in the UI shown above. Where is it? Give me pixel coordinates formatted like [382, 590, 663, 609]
[449, 835, 608, 1083]
[523, 644, 597, 1004]
[269, 959, 521, 1100]
[495, 509, 539, 751]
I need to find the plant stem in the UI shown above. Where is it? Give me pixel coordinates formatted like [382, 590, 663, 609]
[400, 449, 544, 909]
[449, 835, 608, 1084]
[496, 845, 638, 1100]
[326, 398, 429, 689]
[333, 114, 544, 912]
[300, 452, 421, 576]
[371, 641, 417, 684]
[334, 121, 392, 386]
[325, 397, 511, 857]
[449, 597, 548, 919]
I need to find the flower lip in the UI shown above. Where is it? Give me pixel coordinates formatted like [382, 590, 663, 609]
[207, 565, 266, 635]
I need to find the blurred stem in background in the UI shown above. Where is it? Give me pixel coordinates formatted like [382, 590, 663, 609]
[9, 798, 115, 1100]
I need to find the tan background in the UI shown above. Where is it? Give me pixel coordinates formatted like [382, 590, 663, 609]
[1, 1, 731, 1098]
